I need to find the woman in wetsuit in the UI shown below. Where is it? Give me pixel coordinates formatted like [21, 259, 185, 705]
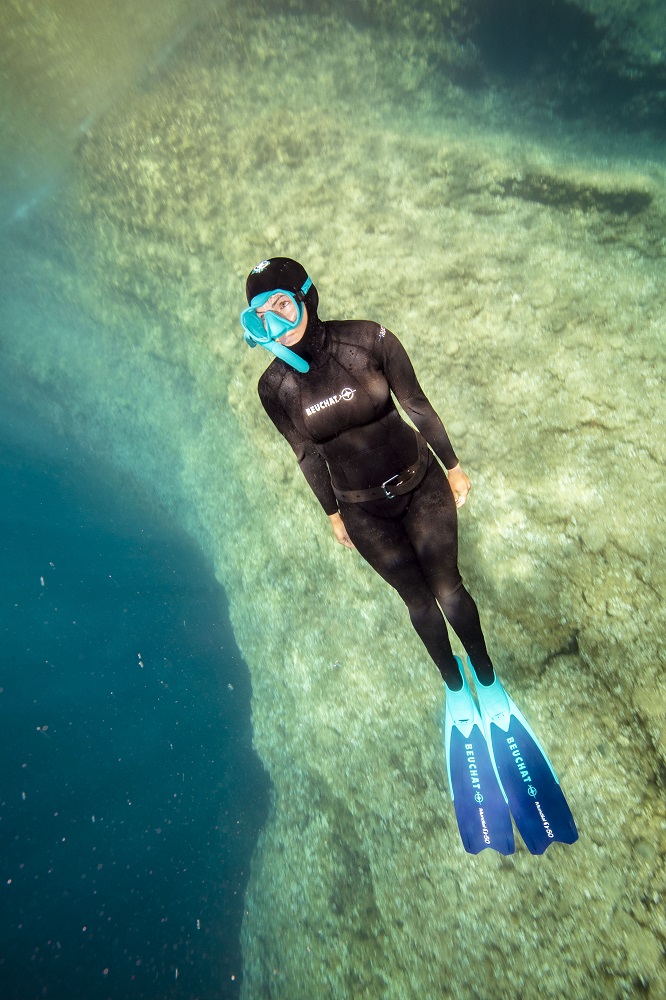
[240, 256, 579, 857]
[241, 256, 493, 693]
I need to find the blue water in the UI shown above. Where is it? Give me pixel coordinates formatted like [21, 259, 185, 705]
[0, 428, 270, 1000]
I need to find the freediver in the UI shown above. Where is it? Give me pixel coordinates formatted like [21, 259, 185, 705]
[240, 256, 578, 855]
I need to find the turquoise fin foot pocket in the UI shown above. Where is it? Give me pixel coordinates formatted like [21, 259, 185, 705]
[469, 661, 579, 855]
[445, 661, 515, 856]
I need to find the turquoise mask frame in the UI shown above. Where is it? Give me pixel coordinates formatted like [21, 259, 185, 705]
[240, 277, 312, 373]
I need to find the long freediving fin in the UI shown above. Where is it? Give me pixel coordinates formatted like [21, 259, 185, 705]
[468, 660, 578, 855]
[445, 658, 515, 856]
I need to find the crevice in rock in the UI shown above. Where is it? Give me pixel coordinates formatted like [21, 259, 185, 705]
[498, 172, 652, 215]
[543, 632, 581, 669]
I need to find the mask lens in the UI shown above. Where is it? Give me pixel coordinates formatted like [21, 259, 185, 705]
[241, 288, 303, 345]
[263, 293, 297, 323]
[240, 308, 270, 343]
[248, 290, 301, 337]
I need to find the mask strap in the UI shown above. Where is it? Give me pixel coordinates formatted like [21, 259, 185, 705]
[296, 276, 312, 301]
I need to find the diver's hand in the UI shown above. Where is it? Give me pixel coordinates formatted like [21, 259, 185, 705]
[448, 464, 471, 508]
[329, 512, 355, 549]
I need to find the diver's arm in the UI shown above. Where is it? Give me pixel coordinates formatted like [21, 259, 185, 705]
[446, 465, 471, 507]
[329, 511, 355, 549]
[375, 326, 470, 505]
[258, 378, 339, 515]
[260, 391, 356, 538]
[375, 326, 459, 469]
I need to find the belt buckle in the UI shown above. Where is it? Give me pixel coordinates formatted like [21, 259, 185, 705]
[381, 473, 404, 499]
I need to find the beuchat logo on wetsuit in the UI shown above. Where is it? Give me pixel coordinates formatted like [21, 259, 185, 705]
[304, 388, 356, 416]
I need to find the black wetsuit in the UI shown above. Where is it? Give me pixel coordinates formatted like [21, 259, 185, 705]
[258, 318, 493, 686]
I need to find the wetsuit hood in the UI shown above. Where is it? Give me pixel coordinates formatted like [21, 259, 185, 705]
[245, 257, 319, 320]
[243, 256, 321, 372]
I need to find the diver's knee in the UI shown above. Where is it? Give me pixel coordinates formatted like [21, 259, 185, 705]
[435, 578, 464, 605]
[403, 588, 439, 621]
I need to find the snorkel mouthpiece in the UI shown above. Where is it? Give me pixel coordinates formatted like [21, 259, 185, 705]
[240, 278, 312, 373]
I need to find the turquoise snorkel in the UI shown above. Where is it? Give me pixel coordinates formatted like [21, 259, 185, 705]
[240, 277, 312, 373]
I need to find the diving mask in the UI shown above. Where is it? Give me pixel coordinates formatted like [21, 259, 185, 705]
[240, 278, 312, 373]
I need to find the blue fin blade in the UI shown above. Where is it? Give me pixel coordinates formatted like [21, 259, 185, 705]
[448, 722, 515, 856]
[488, 714, 578, 855]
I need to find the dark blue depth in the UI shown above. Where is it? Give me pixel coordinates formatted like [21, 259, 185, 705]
[0, 430, 270, 1000]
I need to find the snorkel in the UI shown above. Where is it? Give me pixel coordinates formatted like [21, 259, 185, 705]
[240, 276, 313, 373]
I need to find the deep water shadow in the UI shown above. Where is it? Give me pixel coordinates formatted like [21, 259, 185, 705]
[0, 415, 270, 1000]
[468, 0, 666, 131]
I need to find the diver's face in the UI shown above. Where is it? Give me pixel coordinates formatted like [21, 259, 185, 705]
[256, 292, 308, 346]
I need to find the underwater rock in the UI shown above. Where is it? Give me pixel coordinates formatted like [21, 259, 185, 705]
[261, 0, 666, 121]
[2, 6, 665, 999]
[0, 0, 207, 224]
[469, 0, 666, 122]
[576, 0, 666, 79]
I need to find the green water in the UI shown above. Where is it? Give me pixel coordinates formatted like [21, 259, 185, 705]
[1, 1, 665, 997]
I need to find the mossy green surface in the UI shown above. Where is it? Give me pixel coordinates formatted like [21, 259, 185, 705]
[1, 8, 665, 999]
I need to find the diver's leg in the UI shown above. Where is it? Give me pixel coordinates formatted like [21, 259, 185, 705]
[402, 461, 495, 684]
[439, 587, 494, 684]
[338, 499, 462, 687]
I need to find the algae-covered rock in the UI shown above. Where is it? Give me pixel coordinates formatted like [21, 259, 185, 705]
[2, 5, 665, 999]
[250, 0, 666, 119]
